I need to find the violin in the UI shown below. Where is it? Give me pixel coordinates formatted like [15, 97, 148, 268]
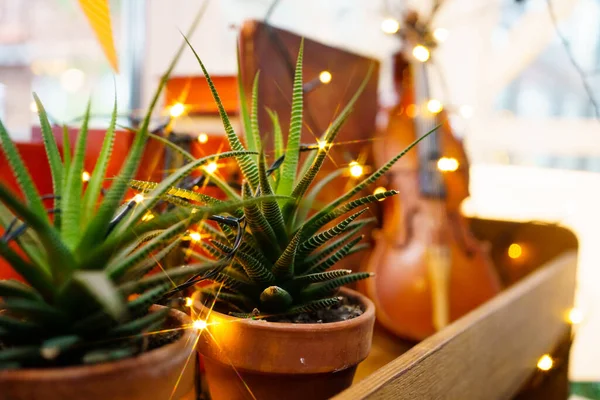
[360, 11, 502, 341]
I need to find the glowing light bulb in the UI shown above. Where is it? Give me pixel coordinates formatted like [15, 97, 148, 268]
[412, 45, 430, 62]
[205, 161, 218, 174]
[406, 104, 419, 118]
[381, 18, 400, 34]
[568, 308, 584, 325]
[508, 243, 522, 259]
[437, 157, 459, 172]
[192, 319, 207, 331]
[141, 212, 154, 222]
[460, 105, 474, 119]
[317, 140, 328, 151]
[170, 103, 185, 118]
[433, 28, 449, 43]
[537, 355, 553, 371]
[197, 133, 209, 144]
[189, 232, 201, 242]
[132, 194, 144, 204]
[319, 71, 332, 84]
[81, 171, 90, 182]
[373, 187, 387, 200]
[185, 297, 194, 307]
[30, 101, 38, 113]
[427, 99, 443, 114]
[349, 161, 364, 178]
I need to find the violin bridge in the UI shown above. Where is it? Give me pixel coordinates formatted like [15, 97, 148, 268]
[426, 245, 452, 331]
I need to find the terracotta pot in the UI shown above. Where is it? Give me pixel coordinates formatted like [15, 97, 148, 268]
[0, 306, 198, 400]
[194, 287, 375, 400]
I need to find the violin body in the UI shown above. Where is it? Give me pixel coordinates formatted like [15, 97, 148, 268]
[360, 52, 502, 341]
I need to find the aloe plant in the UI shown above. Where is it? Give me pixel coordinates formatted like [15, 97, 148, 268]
[134, 38, 436, 318]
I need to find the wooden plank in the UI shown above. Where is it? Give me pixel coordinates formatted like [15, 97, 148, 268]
[333, 251, 577, 400]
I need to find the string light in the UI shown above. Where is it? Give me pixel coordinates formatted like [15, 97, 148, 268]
[373, 187, 387, 200]
[537, 354, 554, 371]
[568, 308, 584, 325]
[508, 243, 523, 259]
[433, 28, 449, 43]
[427, 99, 443, 114]
[317, 140, 328, 151]
[185, 297, 194, 307]
[192, 319, 207, 331]
[30, 101, 38, 113]
[437, 157, 459, 172]
[132, 194, 144, 204]
[406, 104, 419, 118]
[197, 133, 209, 144]
[381, 18, 400, 34]
[81, 171, 90, 182]
[141, 212, 154, 222]
[460, 105, 474, 119]
[189, 232, 201, 242]
[204, 161, 218, 174]
[319, 71, 332, 84]
[349, 161, 364, 178]
[169, 103, 185, 118]
[412, 45, 430, 62]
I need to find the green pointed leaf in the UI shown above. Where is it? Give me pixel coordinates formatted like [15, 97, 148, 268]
[61, 125, 71, 173]
[282, 297, 341, 316]
[292, 269, 352, 286]
[58, 271, 126, 322]
[248, 71, 262, 155]
[272, 230, 302, 278]
[0, 183, 75, 284]
[295, 166, 345, 227]
[277, 39, 304, 198]
[211, 240, 274, 284]
[121, 238, 183, 283]
[303, 235, 364, 275]
[183, 34, 260, 190]
[300, 272, 372, 300]
[0, 119, 46, 220]
[242, 182, 281, 259]
[304, 126, 438, 234]
[258, 150, 287, 246]
[33, 93, 63, 228]
[298, 208, 368, 257]
[82, 95, 117, 223]
[0, 279, 42, 301]
[0, 244, 54, 299]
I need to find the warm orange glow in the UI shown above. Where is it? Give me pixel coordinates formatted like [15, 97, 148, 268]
[170, 103, 185, 118]
[192, 319, 207, 331]
[189, 232, 201, 242]
[412, 45, 430, 62]
[437, 157, 459, 172]
[185, 297, 194, 307]
[349, 161, 364, 178]
[132, 194, 144, 204]
[197, 133, 209, 144]
[537, 355, 553, 371]
[81, 171, 90, 182]
[406, 104, 418, 118]
[427, 99, 443, 114]
[373, 186, 387, 200]
[319, 71, 332, 84]
[508, 243, 522, 259]
[30, 101, 38, 113]
[568, 308, 584, 325]
[317, 140, 328, 151]
[433, 28, 449, 43]
[381, 18, 400, 34]
[141, 212, 154, 222]
[205, 162, 218, 174]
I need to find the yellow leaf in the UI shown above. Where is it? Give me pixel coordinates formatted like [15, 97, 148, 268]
[77, 0, 119, 73]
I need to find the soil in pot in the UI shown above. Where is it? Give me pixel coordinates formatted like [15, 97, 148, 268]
[0, 307, 199, 400]
[195, 288, 375, 400]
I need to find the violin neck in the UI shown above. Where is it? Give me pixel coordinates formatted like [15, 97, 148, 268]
[412, 61, 446, 199]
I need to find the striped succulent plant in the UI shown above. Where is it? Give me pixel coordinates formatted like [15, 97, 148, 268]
[0, 39, 264, 367]
[139, 38, 433, 318]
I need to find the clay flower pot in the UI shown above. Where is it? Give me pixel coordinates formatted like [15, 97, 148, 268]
[0, 307, 198, 400]
[194, 287, 375, 400]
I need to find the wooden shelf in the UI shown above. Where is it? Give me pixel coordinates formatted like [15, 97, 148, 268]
[334, 219, 578, 400]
